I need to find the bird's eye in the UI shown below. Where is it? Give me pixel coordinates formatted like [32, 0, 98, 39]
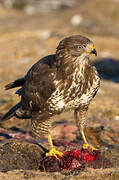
[74, 44, 81, 49]
[77, 45, 81, 49]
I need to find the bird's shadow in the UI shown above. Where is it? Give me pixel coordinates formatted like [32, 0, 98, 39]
[93, 57, 119, 83]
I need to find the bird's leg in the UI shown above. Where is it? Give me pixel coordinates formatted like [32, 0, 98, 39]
[80, 128, 97, 150]
[74, 109, 97, 151]
[46, 134, 63, 159]
[48, 133, 53, 148]
[32, 115, 63, 159]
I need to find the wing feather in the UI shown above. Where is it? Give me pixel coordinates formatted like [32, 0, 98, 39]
[21, 54, 57, 111]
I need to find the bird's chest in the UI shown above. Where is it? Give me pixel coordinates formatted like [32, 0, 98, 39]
[48, 70, 100, 114]
[48, 73, 83, 113]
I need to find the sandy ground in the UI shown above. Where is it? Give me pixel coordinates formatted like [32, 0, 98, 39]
[0, 0, 119, 179]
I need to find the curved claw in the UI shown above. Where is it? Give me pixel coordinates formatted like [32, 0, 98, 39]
[83, 143, 98, 151]
[46, 148, 63, 159]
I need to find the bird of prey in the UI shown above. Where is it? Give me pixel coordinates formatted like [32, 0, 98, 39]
[2, 35, 100, 158]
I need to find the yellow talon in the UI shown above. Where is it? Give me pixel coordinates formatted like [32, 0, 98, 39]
[47, 134, 63, 159]
[83, 143, 98, 151]
[80, 129, 98, 151]
[46, 148, 63, 159]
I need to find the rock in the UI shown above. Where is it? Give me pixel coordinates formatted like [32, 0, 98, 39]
[41, 30, 52, 40]
[2, 0, 15, 8]
[1, 0, 78, 12]
[24, 5, 36, 15]
[0, 140, 46, 172]
[3, 0, 27, 9]
[71, 14, 83, 26]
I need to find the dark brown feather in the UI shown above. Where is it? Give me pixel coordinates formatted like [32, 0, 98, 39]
[5, 78, 25, 90]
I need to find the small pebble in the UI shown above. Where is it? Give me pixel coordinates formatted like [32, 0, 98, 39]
[41, 30, 52, 39]
[71, 14, 83, 26]
[3, 0, 14, 8]
[24, 5, 36, 15]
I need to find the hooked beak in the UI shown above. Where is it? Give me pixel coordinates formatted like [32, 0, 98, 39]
[91, 48, 97, 56]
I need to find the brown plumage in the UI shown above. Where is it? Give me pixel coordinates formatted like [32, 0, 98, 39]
[2, 35, 100, 156]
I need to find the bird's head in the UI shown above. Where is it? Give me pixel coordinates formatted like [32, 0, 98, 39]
[56, 35, 97, 59]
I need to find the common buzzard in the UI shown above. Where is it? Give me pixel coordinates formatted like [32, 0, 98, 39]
[2, 35, 100, 157]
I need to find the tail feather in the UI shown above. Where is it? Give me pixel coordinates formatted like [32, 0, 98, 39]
[1, 102, 22, 121]
[5, 78, 25, 90]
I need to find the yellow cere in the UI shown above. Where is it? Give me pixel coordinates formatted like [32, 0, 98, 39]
[89, 45, 94, 51]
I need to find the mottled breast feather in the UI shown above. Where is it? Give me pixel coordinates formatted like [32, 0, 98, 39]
[47, 54, 100, 114]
